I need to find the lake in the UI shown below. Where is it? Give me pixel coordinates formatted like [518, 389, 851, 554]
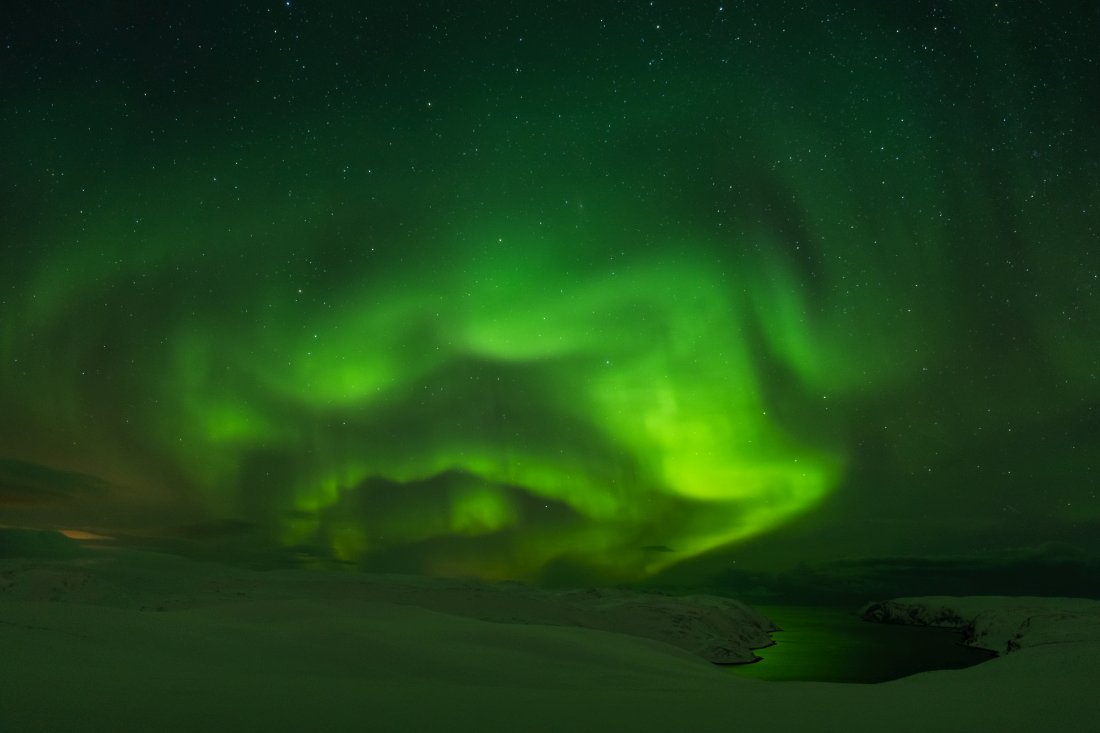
[726, 605, 996, 683]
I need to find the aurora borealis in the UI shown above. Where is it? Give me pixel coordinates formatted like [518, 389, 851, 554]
[2, 2, 1098, 583]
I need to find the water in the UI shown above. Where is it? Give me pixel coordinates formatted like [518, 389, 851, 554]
[726, 605, 995, 683]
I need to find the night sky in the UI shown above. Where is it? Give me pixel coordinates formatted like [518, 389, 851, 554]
[2, 1, 1098, 586]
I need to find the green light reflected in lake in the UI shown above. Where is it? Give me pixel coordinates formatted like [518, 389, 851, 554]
[727, 606, 995, 683]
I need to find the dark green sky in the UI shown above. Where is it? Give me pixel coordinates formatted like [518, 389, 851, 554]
[2, 1, 1097, 583]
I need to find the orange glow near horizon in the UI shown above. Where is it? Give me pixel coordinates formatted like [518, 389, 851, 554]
[57, 529, 115, 541]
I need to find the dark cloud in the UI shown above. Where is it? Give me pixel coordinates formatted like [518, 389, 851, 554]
[0, 458, 111, 506]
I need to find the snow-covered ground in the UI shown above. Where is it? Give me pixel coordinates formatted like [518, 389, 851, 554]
[2, 546, 1099, 732]
[862, 595, 1100, 654]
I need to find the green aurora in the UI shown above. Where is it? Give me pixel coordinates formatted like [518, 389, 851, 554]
[1, 2, 1097, 582]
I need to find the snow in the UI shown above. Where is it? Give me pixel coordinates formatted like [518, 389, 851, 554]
[862, 596, 1100, 653]
[2, 547, 1099, 732]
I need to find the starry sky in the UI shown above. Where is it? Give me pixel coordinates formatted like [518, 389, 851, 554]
[2, 1, 1098, 586]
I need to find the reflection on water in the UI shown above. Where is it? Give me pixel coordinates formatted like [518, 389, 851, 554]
[727, 606, 995, 683]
